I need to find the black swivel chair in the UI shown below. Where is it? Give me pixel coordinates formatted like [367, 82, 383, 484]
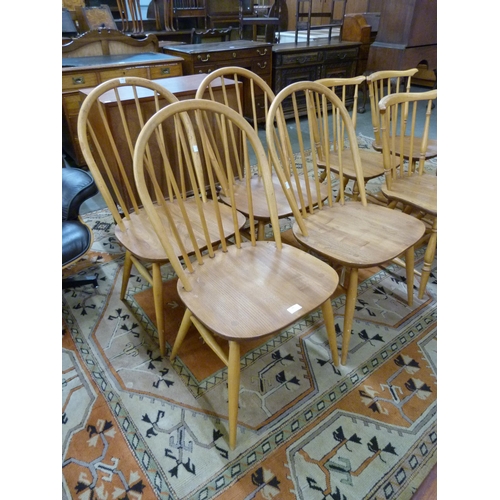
[62, 167, 99, 288]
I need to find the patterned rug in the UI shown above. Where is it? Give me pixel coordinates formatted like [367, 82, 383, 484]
[62, 153, 437, 500]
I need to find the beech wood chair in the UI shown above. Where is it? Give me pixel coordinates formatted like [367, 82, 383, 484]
[77, 76, 243, 357]
[196, 67, 329, 240]
[315, 75, 386, 202]
[133, 98, 340, 449]
[379, 89, 438, 298]
[265, 81, 426, 365]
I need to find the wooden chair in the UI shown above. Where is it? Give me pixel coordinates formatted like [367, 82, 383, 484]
[379, 89, 438, 299]
[77, 76, 244, 357]
[295, 0, 346, 43]
[315, 75, 386, 202]
[265, 81, 426, 365]
[239, 0, 281, 43]
[190, 26, 232, 43]
[133, 98, 340, 449]
[196, 66, 329, 240]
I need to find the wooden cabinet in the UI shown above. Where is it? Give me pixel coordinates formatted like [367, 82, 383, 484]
[272, 40, 360, 116]
[162, 40, 272, 120]
[62, 52, 183, 166]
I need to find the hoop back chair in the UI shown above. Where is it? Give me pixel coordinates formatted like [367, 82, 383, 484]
[379, 89, 438, 298]
[133, 98, 340, 449]
[77, 76, 243, 357]
[266, 81, 426, 365]
[196, 66, 329, 240]
[315, 75, 386, 202]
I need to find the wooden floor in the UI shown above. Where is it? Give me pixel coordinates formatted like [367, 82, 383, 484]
[413, 464, 437, 499]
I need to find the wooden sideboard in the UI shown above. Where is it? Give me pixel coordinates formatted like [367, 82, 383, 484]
[161, 40, 272, 120]
[63, 52, 183, 166]
[272, 40, 360, 116]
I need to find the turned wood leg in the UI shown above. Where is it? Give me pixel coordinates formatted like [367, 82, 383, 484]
[152, 263, 165, 356]
[352, 180, 360, 202]
[257, 220, 266, 241]
[228, 341, 241, 450]
[405, 246, 415, 307]
[418, 218, 437, 299]
[170, 309, 192, 360]
[341, 267, 358, 365]
[120, 250, 133, 300]
[321, 299, 339, 367]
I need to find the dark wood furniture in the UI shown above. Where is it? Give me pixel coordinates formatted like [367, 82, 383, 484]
[272, 40, 360, 116]
[62, 30, 184, 166]
[294, 0, 346, 43]
[366, 0, 436, 74]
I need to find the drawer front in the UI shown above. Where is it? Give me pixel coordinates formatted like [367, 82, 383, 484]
[62, 72, 99, 91]
[323, 47, 358, 63]
[99, 66, 148, 81]
[149, 63, 183, 79]
[279, 51, 322, 67]
[250, 58, 271, 78]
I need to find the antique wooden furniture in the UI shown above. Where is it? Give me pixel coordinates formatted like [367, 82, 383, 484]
[366, 0, 436, 76]
[62, 167, 99, 289]
[75, 5, 118, 32]
[271, 40, 360, 117]
[190, 26, 233, 43]
[379, 90, 437, 298]
[315, 75, 385, 202]
[173, 0, 207, 29]
[239, 0, 281, 43]
[62, 30, 183, 166]
[294, 0, 346, 43]
[77, 76, 244, 357]
[133, 98, 340, 448]
[266, 81, 426, 365]
[196, 67, 328, 240]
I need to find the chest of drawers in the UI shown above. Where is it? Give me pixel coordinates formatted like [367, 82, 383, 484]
[62, 52, 183, 166]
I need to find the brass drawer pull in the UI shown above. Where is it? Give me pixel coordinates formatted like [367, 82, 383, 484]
[197, 54, 210, 62]
[161, 67, 170, 74]
[257, 61, 267, 69]
[233, 52, 237, 58]
[257, 48, 268, 56]
[72, 76, 85, 85]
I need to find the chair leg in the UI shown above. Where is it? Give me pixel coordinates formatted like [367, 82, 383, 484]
[170, 308, 193, 360]
[152, 263, 165, 356]
[120, 250, 133, 300]
[228, 340, 241, 449]
[341, 267, 358, 365]
[405, 246, 415, 307]
[321, 299, 339, 367]
[257, 220, 266, 241]
[418, 218, 437, 299]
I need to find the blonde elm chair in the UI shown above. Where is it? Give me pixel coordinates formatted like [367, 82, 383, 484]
[133, 98, 340, 449]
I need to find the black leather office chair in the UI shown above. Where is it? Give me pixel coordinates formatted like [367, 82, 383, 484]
[62, 167, 99, 288]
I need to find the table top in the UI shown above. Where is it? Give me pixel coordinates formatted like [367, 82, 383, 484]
[162, 40, 272, 55]
[271, 39, 361, 53]
[62, 52, 183, 71]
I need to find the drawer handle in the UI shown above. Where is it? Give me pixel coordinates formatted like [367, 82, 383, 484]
[197, 54, 210, 62]
[232, 52, 237, 58]
[161, 67, 171, 75]
[257, 61, 267, 69]
[338, 53, 347, 60]
[72, 76, 85, 85]
[257, 48, 268, 56]
[295, 57, 307, 64]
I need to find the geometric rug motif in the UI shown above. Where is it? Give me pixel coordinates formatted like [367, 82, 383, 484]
[63, 203, 436, 500]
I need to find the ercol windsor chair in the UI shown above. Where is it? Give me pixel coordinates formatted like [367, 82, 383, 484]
[265, 81, 426, 365]
[196, 66, 329, 240]
[77, 77, 244, 357]
[315, 76, 385, 202]
[132, 98, 340, 449]
[379, 90, 438, 298]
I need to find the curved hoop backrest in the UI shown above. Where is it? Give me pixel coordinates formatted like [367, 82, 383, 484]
[77, 76, 180, 230]
[265, 80, 366, 234]
[133, 98, 282, 292]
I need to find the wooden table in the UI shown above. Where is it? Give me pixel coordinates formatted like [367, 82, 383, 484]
[79, 74, 240, 205]
[63, 52, 184, 166]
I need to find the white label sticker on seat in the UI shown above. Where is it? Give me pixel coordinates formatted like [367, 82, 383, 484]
[287, 304, 302, 314]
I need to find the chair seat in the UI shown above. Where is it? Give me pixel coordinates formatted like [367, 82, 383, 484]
[325, 149, 386, 181]
[178, 240, 339, 340]
[115, 199, 246, 262]
[373, 137, 437, 159]
[220, 173, 330, 220]
[292, 201, 426, 268]
[62, 220, 93, 267]
[381, 174, 437, 215]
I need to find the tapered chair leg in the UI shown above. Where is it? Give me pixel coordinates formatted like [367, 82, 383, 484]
[228, 341, 241, 450]
[341, 267, 359, 365]
[152, 263, 165, 356]
[321, 299, 339, 367]
[405, 246, 415, 307]
[170, 309, 193, 360]
[120, 251, 133, 299]
[418, 218, 437, 299]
